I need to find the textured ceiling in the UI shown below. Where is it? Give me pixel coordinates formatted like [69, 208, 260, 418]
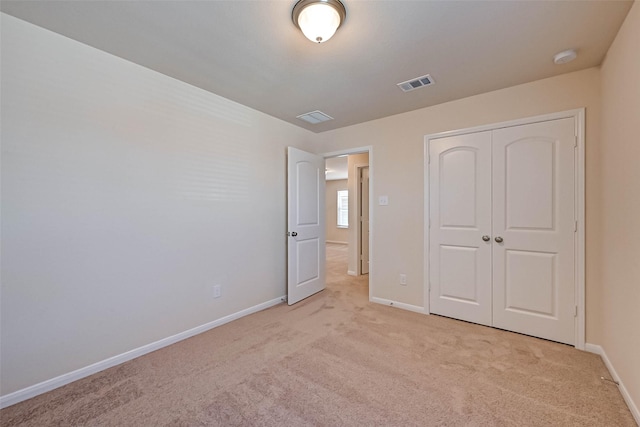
[0, 0, 633, 133]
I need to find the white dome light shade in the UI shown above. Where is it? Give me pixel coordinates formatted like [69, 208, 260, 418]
[293, 0, 346, 44]
[298, 3, 340, 43]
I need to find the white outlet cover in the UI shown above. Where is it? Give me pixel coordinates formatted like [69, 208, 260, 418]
[379, 195, 389, 206]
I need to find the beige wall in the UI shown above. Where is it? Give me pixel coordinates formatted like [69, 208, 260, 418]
[315, 67, 603, 332]
[599, 1, 640, 412]
[325, 179, 349, 244]
[0, 14, 315, 395]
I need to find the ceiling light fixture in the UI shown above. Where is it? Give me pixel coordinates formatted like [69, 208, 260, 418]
[292, 0, 346, 44]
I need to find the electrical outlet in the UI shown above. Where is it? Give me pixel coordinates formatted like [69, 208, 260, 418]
[400, 274, 407, 286]
[213, 285, 221, 298]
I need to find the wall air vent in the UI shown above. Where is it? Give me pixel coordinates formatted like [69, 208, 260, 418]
[296, 110, 334, 124]
[397, 74, 435, 92]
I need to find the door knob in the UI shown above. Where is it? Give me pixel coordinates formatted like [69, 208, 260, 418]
[291, 232, 298, 237]
[482, 235, 490, 242]
[495, 236, 503, 243]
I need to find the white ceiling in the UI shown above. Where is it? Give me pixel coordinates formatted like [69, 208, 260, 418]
[0, 1, 633, 133]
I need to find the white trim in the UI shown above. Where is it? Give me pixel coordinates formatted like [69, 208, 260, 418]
[575, 109, 586, 350]
[423, 135, 431, 315]
[0, 296, 285, 409]
[424, 108, 586, 349]
[585, 343, 640, 424]
[370, 297, 426, 314]
[425, 109, 586, 140]
[326, 240, 348, 245]
[367, 146, 373, 305]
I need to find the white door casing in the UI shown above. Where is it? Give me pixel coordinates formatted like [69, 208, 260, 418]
[426, 110, 583, 346]
[429, 131, 493, 326]
[287, 147, 326, 305]
[491, 118, 576, 344]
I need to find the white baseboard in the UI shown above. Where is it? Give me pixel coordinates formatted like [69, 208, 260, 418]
[347, 270, 357, 276]
[370, 297, 426, 314]
[585, 343, 639, 425]
[0, 296, 286, 409]
[326, 240, 348, 245]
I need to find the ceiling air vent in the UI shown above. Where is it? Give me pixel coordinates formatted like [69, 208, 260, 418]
[296, 110, 334, 124]
[397, 74, 435, 92]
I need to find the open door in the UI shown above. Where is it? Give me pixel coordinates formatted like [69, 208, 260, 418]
[287, 147, 326, 305]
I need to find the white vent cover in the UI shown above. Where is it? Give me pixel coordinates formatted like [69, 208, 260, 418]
[296, 110, 334, 124]
[397, 74, 435, 92]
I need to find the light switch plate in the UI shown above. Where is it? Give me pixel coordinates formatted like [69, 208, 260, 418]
[379, 195, 389, 206]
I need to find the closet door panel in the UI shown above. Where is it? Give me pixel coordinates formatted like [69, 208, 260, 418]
[429, 132, 492, 326]
[492, 118, 576, 345]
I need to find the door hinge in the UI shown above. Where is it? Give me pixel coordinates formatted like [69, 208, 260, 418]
[574, 305, 578, 317]
[574, 220, 578, 232]
[574, 136, 578, 148]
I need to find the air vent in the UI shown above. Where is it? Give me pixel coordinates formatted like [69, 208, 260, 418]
[397, 74, 435, 92]
[296, 110, 334, 124]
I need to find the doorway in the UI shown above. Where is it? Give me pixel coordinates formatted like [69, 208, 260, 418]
[324, 147, 373, 299]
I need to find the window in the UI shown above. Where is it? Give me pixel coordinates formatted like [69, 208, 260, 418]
[337, 190, 348, 228]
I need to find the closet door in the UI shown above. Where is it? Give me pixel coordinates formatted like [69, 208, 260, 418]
[429, 132, 492, 326]
[491, 118, 576, 344]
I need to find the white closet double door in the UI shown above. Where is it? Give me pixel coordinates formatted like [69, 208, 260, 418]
[429, 118, 576, 345]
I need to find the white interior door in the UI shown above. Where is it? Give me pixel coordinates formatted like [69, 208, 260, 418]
[360, 167, 370, 275]
[429, 132, 493, 326]
[492, 118, 576, 344]
[287, 147, 326, 305]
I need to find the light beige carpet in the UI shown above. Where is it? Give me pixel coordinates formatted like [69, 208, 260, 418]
[1, 243, 635, 426]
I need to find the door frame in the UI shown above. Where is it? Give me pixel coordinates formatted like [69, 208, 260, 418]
[323, 146, 373, 301]
[423, 109, 586, 349]
[357, 165, 370, 275]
